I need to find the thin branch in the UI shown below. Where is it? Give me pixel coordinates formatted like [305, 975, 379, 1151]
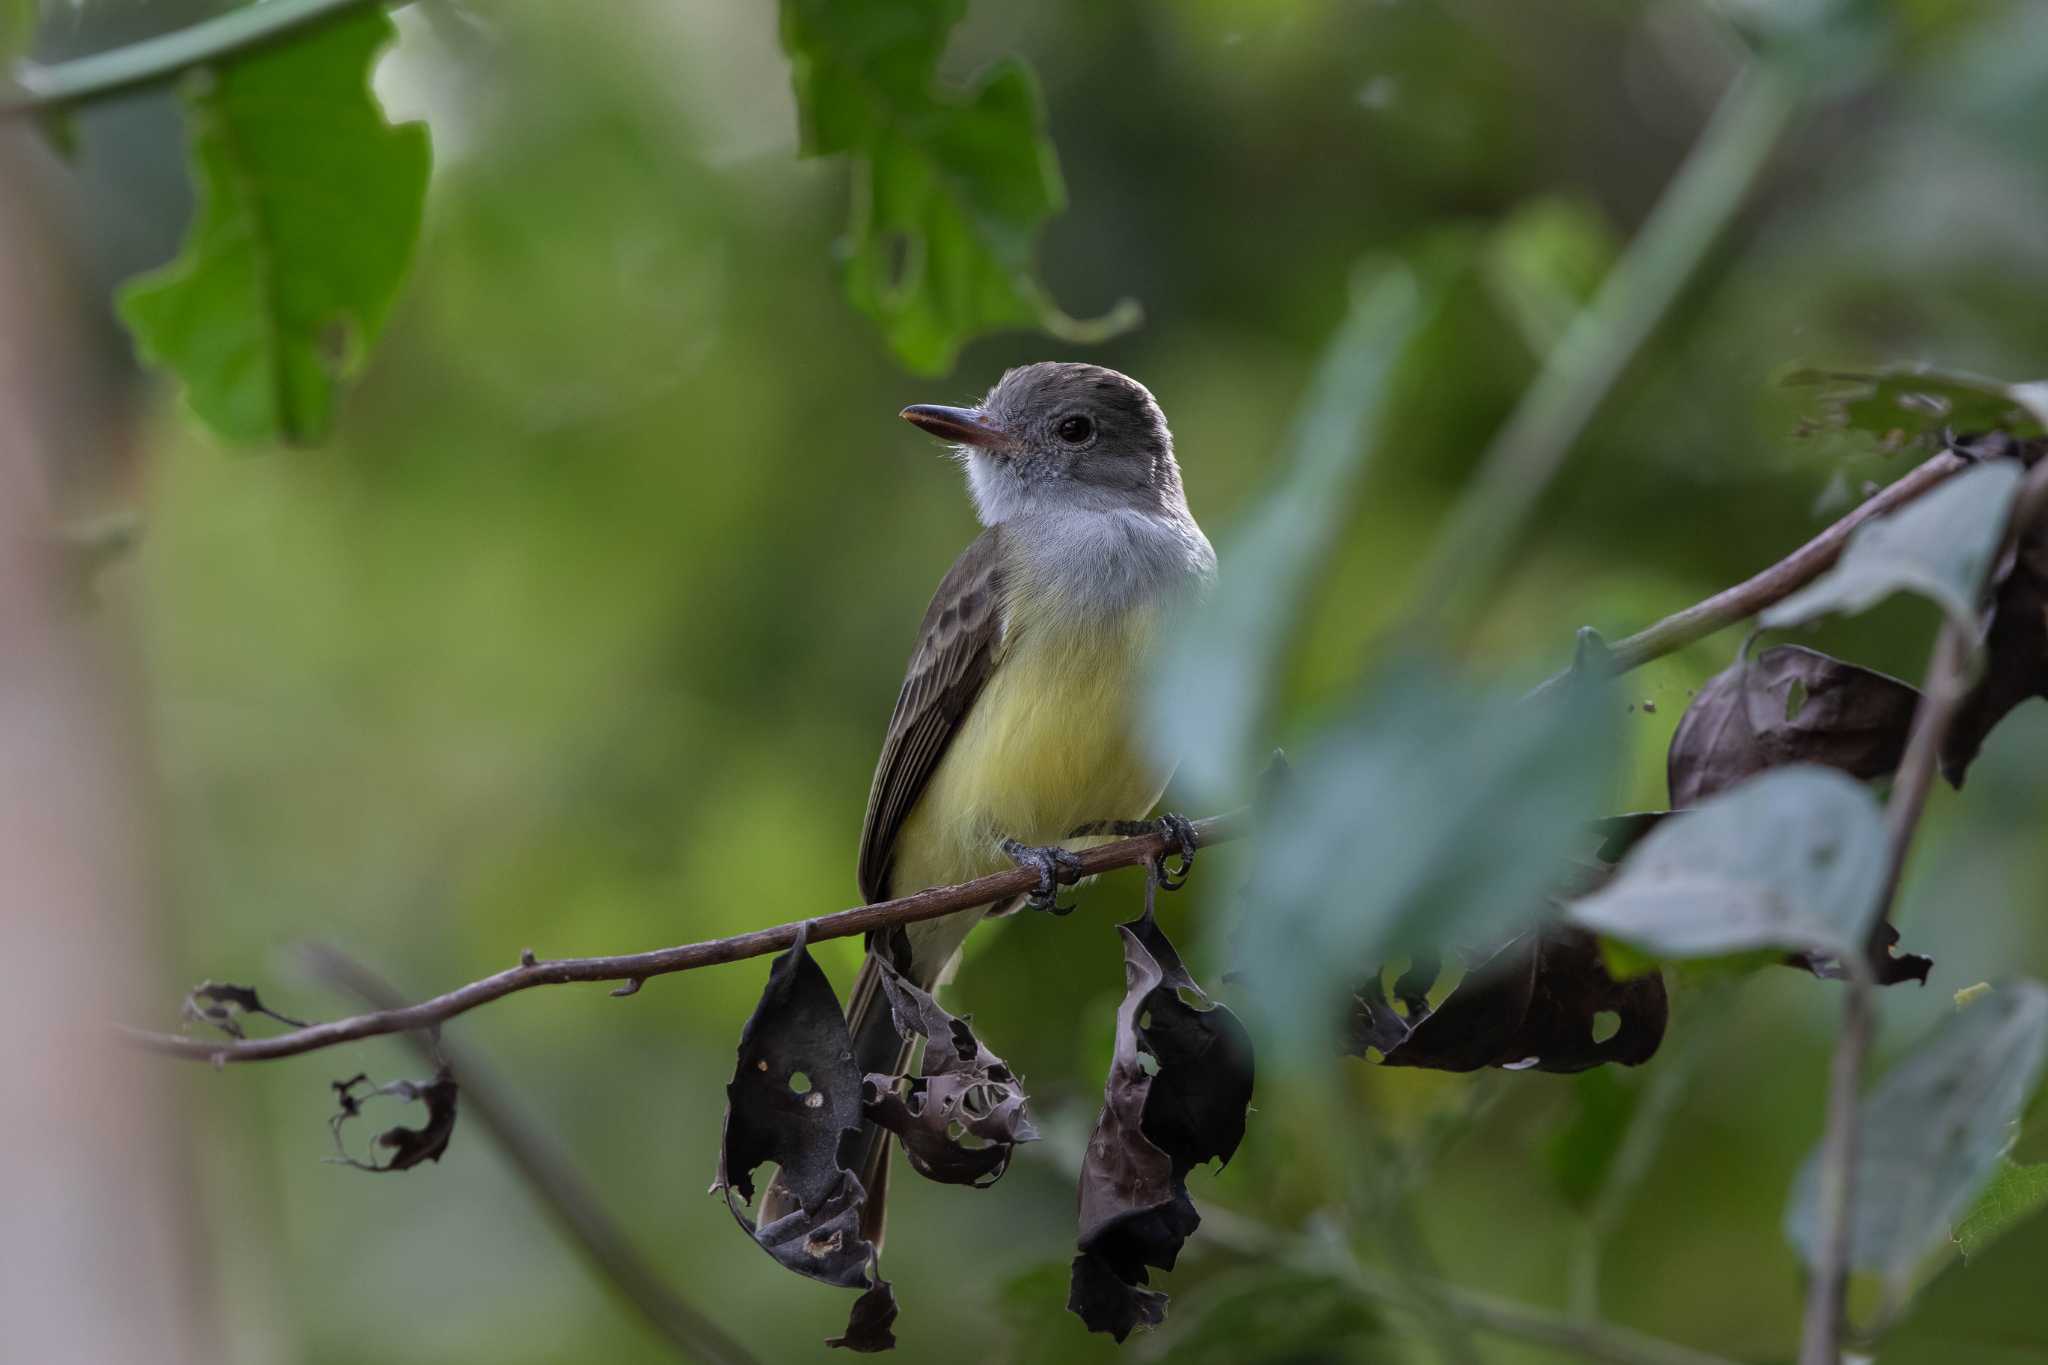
[1798, 958, 1873, 1365]
[1799, 453, 2048, 1364]
[1604, 451, 1970, 677]
[1411, 55, 1805, 630]
[0, 0, 382, 118]
[1195, 1205, 1743, 1365]
[1531, 450, 1969, 698]
[299, 945, 762, 1365]
[123, 810, 1245, 1064]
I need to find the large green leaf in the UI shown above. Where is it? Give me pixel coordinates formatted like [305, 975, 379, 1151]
[118, 7, 430, 444]
[778, 0, 1134, 374]
[1569, 765, 1889, 963]
[1761, 459, 2021, 632]
[1242, 659, 1617, 1062]
[1146, 260, 1428, 801]
[1785, 982, 2048, 1294]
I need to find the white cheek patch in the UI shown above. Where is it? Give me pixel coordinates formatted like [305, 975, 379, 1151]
[965, 450, 1029, 526]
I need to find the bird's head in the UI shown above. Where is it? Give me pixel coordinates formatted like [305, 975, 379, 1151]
[902, 362, 1184, 525]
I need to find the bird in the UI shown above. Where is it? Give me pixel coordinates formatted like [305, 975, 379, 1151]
[767, 362, 1215, 1248]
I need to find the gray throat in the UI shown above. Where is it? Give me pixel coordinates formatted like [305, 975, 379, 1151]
[1000, 504, 1217, 620]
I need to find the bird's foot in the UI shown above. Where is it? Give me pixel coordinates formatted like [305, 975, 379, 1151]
[1072, 814, 1200, 890]
[1001, 838, 1085, 915]
[1148, 812, 1198, 890]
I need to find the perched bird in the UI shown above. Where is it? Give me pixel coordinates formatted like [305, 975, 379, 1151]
[769, 362, 1215, 1245]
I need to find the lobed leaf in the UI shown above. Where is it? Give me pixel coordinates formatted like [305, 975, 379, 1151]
[1786, 982, 2048, 1294]
[1570, 766, 1890, 963]
[778, 0, 1134, 374]
[118, 7, 430, 445]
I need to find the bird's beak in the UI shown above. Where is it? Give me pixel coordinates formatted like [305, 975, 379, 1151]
[900, 404, 1011, 449]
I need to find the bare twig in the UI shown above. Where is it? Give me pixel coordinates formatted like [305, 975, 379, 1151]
[123, 811, 1245, 1064]
[300, 945, 763, 1365]
[1799, 454, 2048, 1364]
[1, 0, 383, 117]
[1531, 450, 1970, 698]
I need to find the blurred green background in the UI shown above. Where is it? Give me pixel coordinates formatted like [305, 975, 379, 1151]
[30, 0, 2048, 1360]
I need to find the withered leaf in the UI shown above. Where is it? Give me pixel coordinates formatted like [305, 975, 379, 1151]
[1790, 921, 1933, 988]
[827, 1264, 899, 1354]
[183, 979, 309, 1038]
[1943, 528, 2048, 786]
[861, 958, 1038, 1187]
[1668, 645, 1921, 808]
[715, 926, 891, 1350]
[1071, 908, 1254, 1341]
[1347, 923, 1666, 1073]
[328, 1067, 458, 1172]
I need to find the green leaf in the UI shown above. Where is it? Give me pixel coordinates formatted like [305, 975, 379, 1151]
[1242, 659, 1617, 1063]
[778, 0, 1134, 374]
[1569, 766, 1889, 963]
[1786, 981, 2048, 1294]
[1760, 459, 2022, 633]
[118, 8, 430, 445]
[1789, 365, 2048, 454]
[1147, 260, 1430, 801]
[1953, 1159, 2048, 1264]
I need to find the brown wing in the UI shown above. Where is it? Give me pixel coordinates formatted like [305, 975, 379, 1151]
[858, 527, 1008, 903]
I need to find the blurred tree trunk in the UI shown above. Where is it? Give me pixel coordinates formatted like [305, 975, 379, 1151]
[0, 133, 212, 1364]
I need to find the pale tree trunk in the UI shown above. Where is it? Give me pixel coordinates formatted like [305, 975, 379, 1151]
[0, 133, 212, 1364]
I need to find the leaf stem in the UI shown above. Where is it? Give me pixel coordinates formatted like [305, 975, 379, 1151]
[1798, 958, 1873, 1365]
[1, 0, 383, 117]
[1411, 57, 1805, 631]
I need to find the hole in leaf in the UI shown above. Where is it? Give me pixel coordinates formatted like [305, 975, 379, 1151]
[1591, 1010, 1621, 1044]
[789, 1070, 812, 1095]
[1785, 677, 1809, 721]
[1136, 1050, 1161, 1078]
[1138, 1009, 1153, 1031]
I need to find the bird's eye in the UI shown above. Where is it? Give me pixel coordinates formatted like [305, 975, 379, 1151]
[1055, 414, 1094, 444]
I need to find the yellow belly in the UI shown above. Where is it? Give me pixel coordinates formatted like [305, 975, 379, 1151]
[888, 603, 1167, 899]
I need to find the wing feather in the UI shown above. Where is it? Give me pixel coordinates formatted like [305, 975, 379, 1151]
[857, 527, 1008, 903]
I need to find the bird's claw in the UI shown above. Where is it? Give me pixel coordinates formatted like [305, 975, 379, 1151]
[1002, 838, 1085, 915]
[1151, 812, 1198, 890]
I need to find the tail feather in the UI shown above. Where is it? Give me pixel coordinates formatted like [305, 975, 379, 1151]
[844, 952, 916, 1250]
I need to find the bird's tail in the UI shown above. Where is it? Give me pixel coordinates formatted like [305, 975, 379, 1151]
[842, 950, 916, 1250]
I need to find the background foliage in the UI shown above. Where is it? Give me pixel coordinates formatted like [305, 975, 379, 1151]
[15, 0, 2048, 1361]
